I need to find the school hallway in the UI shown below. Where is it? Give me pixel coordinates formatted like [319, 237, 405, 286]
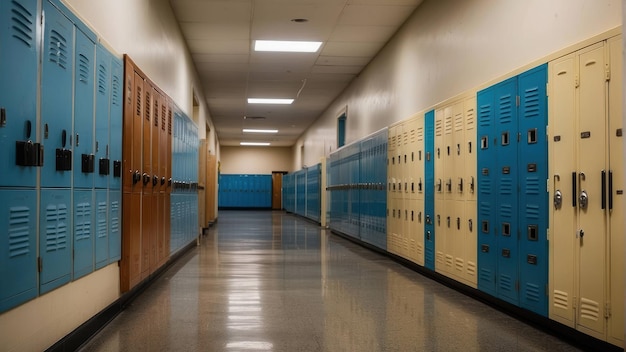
[79, 211, 581, 352]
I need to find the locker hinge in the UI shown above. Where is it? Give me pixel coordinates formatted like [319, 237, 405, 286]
[515, 281, 520, 291]
[37, 257, 42, 273]
[546, 83, 549, 96]
[605, 64, 610, 81]
[546, 178, 550, 193]
[605, 303, 611, 318]
[546, 227, 550, 241]
[516, 95, 520, 107]
[517, 132, 521, 142]
[575, 75, 580, 88]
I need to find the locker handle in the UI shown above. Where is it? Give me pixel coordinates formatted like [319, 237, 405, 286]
[572, 172, 577, 207]
[601, 170, 606, 210]
[470, 176, 475, 193]
[76, 133, 79, 147]
[153, 175, 158, 186]
[26, 120, 32, 139]
[143, 172, 150, 185]
[161, 176, 166, 186]
[0, 107, 6, 127]
[609, 171, 613, 210]
[458, 177, 463, 193]
[61, 129, 67, 148]
[133, 170, 141, 184]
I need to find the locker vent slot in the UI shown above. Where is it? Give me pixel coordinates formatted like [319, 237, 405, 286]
[145, 91, 151, 121]
[78, 54, 90, 84]
[499, 274, 513, 291]
[48, 30, 68, 69]
[580, 298, 600, 321]
[45, 204, 68, 252]
[75, 202, 92, 241]
[553, 290, 569, 309]
[97, 201, 107, 239]
[523, 86, 540, 118]
[98, 64, 108, 95]
[466, 261, 476, 276]
[154, 99, 159, 126]
[498, 94, 514, 124]
[8, 206, 30, 257]
[112, 76, 121, 106]
[161, 105, 167, 130]
[525, 283, 540, 302]
[136, 85, 142, 116]
[11, 1, 35, 47]
[478, 104, 491, 127]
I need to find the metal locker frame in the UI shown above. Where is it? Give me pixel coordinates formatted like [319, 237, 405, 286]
[39, 189, 71, 294]
[0, 189, 38, 312]
[72, 27, 96, 190]
[94, 189, 108, 269]
[41, 0, 74, 188]
[0, 0, 39, 188]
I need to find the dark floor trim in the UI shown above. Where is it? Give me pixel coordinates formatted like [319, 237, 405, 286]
[45, 240, 198, 352]
[329, 229, 622, 352]
[218, 207, 272, 210]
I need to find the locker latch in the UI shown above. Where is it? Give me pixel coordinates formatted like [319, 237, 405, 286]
[554, 190, 563, 208]
[56, 129, 72, 171]
[0, 107, 6, 127]
[113, 161, 121, 177]
[99, 158, 110, 175]
[16, 140, 43, 167]
[579, 190, 588, 209]
[82, 154, 95, 173]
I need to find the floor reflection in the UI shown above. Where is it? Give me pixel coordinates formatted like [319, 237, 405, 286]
[80, 210, 581, 352]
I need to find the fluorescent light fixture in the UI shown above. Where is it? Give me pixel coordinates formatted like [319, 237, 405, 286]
[254, 40, 322, 53]
[243, 129, 278, 134]
[240, 142, 271, 146]
[248, 98, 294, 105]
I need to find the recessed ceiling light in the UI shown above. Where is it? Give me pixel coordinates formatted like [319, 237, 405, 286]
[254, 40, 322, 53]
[291, 18, 309, 23]
[243, 129, 278, 134]
[240, 142, 271, 146]
[248, 98, 294, 104]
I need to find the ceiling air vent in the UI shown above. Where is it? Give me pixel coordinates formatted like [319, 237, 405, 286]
[244, 116, 266, 120]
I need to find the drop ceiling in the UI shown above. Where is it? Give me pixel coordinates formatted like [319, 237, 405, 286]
[169, 0, 423, 147]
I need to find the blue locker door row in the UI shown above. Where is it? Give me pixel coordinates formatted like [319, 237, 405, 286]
[219, 174, 272, 208]
[424, 110, 435, 270]
[476, 64, 548, 315]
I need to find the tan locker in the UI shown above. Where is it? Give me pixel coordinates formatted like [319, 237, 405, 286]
[434, 109, 446, 271]
[549, 52, 578, 326]
[549, 38, 622, 345]
[576, 43, 607, 338]
[387, 125, 397, 253]
[206, 154, 217, 223]
[198, 139, 207, 227]
[607, 35, 623, 347]
[464, 97, 478, 287]
[414, 115, 426, 266]
[452, 199, 465, 281]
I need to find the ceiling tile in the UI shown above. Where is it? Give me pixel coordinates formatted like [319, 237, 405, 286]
[320, 41, 383, 57]
[170, 0, 252, 23]
[338, 4, 416, 26]
[315, 56, 371, 66]
[180, 23, 250, 41]
[329, 25, 398, 42]
[187, 40, 250, 54]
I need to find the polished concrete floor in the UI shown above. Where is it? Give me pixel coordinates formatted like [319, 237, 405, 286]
[80, 211, 582, 352]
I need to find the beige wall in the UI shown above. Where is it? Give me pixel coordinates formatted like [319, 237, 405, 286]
[296, 0, 622, 167]
[220, 146, 292, 174]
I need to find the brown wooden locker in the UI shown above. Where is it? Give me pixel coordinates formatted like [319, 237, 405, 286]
[121, 192, 142, 291]
[122, 57, 134, 194]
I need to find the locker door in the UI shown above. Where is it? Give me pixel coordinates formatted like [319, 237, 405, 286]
[94, 189, 108, 269]
[607, 35, 624, 347]
[452, 103, 464, 278]
[424, 110, 435, 270]
[41, 0, 73, 188]
[464, 97, 477, 286]
[549, 53, 577, 326]
[576, 43, 607, 337]
[95, 44, 111, 189]
[0, 0, 39, 187]
[414, 117, 425, 266]
[110, 57, 123, 191]
[152, 88, 161, 195]
[518, 64, 549, 316]
[477, 86, 497, 295]
[40, 189, 71, 293]
[494, 78, 519, 305]
[0, 190, 37, 312]
[73, 27, 95, 189]
[122, 58, 135, 194]
[434, 109, 446, 270]
[109, 190, 121, 262]
[142, 83, 153, 277]
[73, 189, 94, 279]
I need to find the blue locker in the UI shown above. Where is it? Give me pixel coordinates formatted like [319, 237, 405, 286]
[73, 27, 96, 189]
[477, 86, 497, 295]
[424, 110, 435, 270]
[517, 64, 548, 316]
[94, 189, 108, 269]
[0, 0, 39, 187]
[494, 78, 519, 305]
[41, 0, 74, 188]
[297, 171, 306, 216]
[73, 189, 94, 279]
[108, 190, 121, 262]
[109, 56, 123, 191]
[39, 189, 71, 293]
[95, 44, 111, 189]
[262, 174, 271, 208]
[0, 190, 37, 312]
